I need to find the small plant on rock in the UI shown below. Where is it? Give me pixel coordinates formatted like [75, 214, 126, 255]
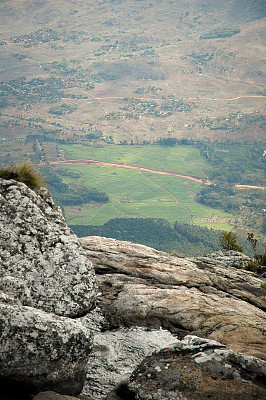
[0, 161, 46, 190]
[246, 233, 266, 274]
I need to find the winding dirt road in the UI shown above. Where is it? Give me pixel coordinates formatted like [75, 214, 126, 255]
[47, 159, 266, 190]
[48, 159, 208, 184]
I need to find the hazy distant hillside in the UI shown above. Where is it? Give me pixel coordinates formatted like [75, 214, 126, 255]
[0, 0, 265, 242]
[1, 0, 265, 153]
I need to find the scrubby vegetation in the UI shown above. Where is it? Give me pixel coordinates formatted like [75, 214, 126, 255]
[43, 168, 109, 206]
[0, 162, 46, 190]
[200, 27, 240, 39]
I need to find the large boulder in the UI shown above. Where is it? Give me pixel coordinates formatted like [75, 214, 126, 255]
[106, 336, 266, 400]
[0, 297, 93, 399]
[0, 178, 96, 317]
[80, 236, 266, 360]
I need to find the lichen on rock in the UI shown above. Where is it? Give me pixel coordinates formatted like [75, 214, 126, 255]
[0, 178, 96, 317]
[0, 298, 93, 398]
[106, 336, 266, 400]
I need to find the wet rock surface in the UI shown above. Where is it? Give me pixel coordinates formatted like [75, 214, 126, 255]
[0, 178, 96, 317]
[80, 236, 266, 360]
[106, 336, 266, 400]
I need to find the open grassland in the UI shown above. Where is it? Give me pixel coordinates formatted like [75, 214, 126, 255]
[55, 144, 233, 230]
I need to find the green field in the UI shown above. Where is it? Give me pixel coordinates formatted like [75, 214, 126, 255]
[56, 144, 233, 230]
[60, 144, 209, 177]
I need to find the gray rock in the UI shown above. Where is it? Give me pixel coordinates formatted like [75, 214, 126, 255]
[203, 250, 251, 269]
[80, 236, 266, 360]
[0, 290, 22, 306]
[0, 276, 33, 306]
[80, 322, 177, 400]
[106, 335, 266, 400]
[0, 299, 93, 398]
[0, 178, 96, 317]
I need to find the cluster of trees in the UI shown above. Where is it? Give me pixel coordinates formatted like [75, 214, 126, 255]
[196, 140, 265, 184]
[134, 86, 162, 95]
[70, 218, 226, 256]
[94, 37, 155, 58]
[200, 27, 240, 39]
[48, 103, 77, 116]
[43, 168, 109, 206]
[11, 28, 89, 47]
[195, 141, 266, 234]
[197, 112, 265, 132]
[120, 97, 194, 120]
[188, 52, 214, 66]
[0, 76, 75, 104]
[161, 98, 195, 112]
[71, 217, 265, 258]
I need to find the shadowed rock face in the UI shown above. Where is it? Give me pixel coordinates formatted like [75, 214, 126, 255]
[0, 178, 96, 318]
[106, 336, 266, 400]
[80, 236, 266, 360]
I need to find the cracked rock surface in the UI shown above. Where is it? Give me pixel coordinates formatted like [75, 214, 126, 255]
[80, 236, 266, 360]
[106, 335, 266, 400]
[0, 178, 96, 317]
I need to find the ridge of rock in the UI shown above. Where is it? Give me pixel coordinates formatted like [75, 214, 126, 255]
[80, 236, 266, 360]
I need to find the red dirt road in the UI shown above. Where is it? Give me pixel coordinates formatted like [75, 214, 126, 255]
[44, 159, 266, 190]
[48, 159, 209, 184]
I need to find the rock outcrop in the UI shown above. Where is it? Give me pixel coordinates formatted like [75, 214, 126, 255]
[80, 236, 266, 360]
[0, 178, 96, 398]
[0, 296, 93, 398]
[0, 178, 96, 317]
[204, 249, 251, 269]
[1, 179, 266, 400]
[106, 336, 266, 400]
[80, 309, 178, 399]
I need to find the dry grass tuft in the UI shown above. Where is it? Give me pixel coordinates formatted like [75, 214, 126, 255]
[0, 161, 46, 190]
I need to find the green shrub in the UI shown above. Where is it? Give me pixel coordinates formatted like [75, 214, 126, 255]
[0, 161, 46, 190]
[219, 231, 243, 252]
[245, 250, 266, 274]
